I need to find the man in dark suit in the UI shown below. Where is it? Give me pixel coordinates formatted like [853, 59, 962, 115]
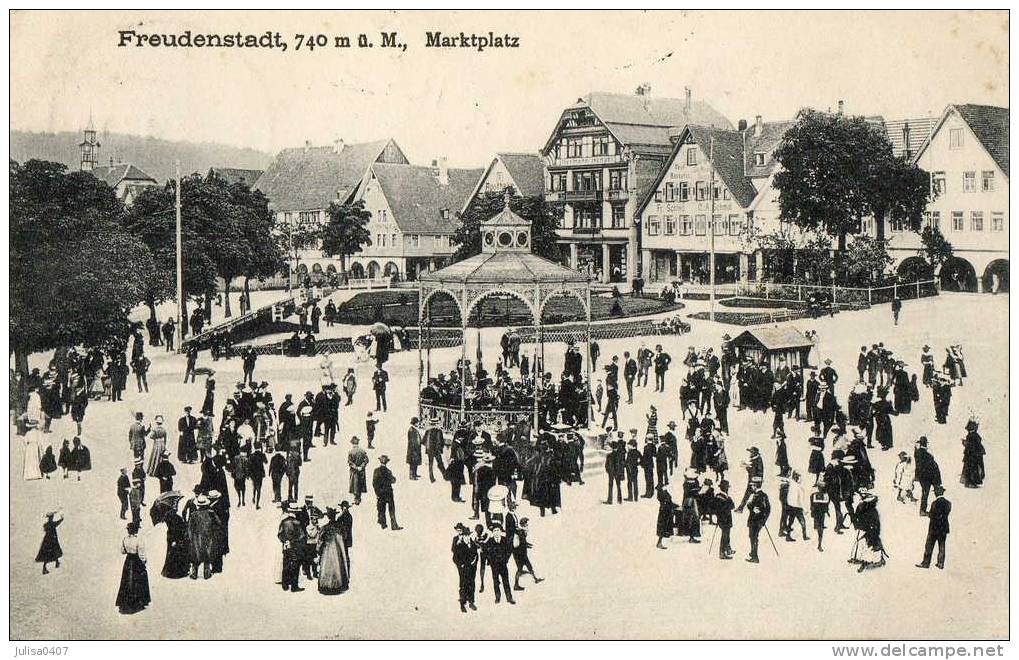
[736, 446, 764, 512]
[372, 455, 401, 530]
[423, 415, 447, 483]
[603, 437, 626, 504]
[117, 468, 131, 519]
[624, 439, 641, 501]
[178, 407, 199, 463]
[857, 346, 868, 382]
[451, 523, 478, 612]
[913, 437, 942, 515]
[623, 352, 638, 404]
[653, 345, 672, 392]
[641, 437, 657, 497]
[715, 480, 735, 559]
[713, 381, 730, 434]
[745, 477, 771, 563]
[917, 485, 951, 569]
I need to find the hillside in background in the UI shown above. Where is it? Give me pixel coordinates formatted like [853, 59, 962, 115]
[10, 130, 274, 183]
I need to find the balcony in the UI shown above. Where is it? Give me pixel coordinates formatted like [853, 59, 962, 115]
[546, 189, 604, 203]
[572, 226, 602, 236]
[605, 189, 629, 201]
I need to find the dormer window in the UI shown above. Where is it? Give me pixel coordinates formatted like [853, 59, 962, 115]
[441, 208, 450, 220]
[754, 152, 766, 166]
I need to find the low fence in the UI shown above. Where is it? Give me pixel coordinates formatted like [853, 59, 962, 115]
[183, 277, 393, 351]
[733, 279, 938, 307]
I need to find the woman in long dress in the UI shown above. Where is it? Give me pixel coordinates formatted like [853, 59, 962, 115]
[23, 389, 44, 481]
[161, 513, 191, 579]
[316, 509, 350, 595]
[850, 489, 885, 572]
[22, 415, 43, 481]
[36, 511, 63, 574]
[116, 522, 151, 614]
[146, 416, 168, 476]
[961, 420, 986, 488]
[655, 485, 675, 549]
[871, 389, 897, 451]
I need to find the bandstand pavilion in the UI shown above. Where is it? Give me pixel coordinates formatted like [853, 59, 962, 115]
[417, 191, 593, 433]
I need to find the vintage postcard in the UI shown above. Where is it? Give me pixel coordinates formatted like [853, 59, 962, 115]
[7, 9, 1010, 644]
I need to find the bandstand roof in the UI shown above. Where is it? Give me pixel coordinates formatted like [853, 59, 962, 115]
[418, 250, 590, 285]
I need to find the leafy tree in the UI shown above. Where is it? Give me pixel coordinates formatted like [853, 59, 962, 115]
[320, 199, 372, 274]
[837, 235, 894, 286]
[918, 224, 954, 271]
[453, 189, 563, 262]
[10, 159, 156, 373]
[125, 177, 224, 328]
[870, 156, 931, 241]
[275, 213, 322, 286]
[774, 109, 925, 251]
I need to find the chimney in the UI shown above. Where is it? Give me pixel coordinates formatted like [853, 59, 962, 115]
[436, 157, 449, 186]
[837, 99, 844, 116]
[754, 115, 763, 137]
[685, 87, 692, 112]
[737, 118, 748, 132]
[333, 138, 345, 154]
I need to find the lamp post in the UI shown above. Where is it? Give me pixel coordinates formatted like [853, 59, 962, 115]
[175, 160, 184, 352]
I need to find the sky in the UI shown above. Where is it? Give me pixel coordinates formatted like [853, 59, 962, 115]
[10, 10, 1010, 168]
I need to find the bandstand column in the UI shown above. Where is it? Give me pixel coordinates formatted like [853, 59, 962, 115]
[417, 288, 424, 417]
[585, 282, 593, 426]
[460, 284, 468, 423]
[533, 285, 541, 432]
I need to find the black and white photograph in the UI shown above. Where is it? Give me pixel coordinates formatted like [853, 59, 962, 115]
[7, 9, 1011, 645]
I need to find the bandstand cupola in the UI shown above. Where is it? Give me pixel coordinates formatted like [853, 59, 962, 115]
[481, 190, 531, 254]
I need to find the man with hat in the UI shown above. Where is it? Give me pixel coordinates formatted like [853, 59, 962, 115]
[714, 480, 735, 559]
[640, 434, 657, 498]
[603, 434, 626, 505]
[423, 413, 447, 482]
[819, 358, 839, 396]
[735, 446, 764, 513]
[451, 522, 479, 612]
[916, 485, 951, 569]
[321, 384, 340, 446]
[913, 436, 942, 515]
[653, 344, 672, 393]
[472, 451, 496, 521]
[920, 345, 935, 387]
[625, 437, 642, 502]
[296, 391, 315, 461]
[372, 455, 401, 530]
[662, 420, 679, 477]
[623, 351, 638, 404]
[823, 452, 855, 533]
[406, 417, 423, 480]
[347, 436, 369, 505]
[128, 476, 144, 524]
[131, 456, 147, 507]
[484, 521, 515, 605]
[269, 446, 287, 503]
[277, 502, 305, 592]
[745, 476, 770, 563]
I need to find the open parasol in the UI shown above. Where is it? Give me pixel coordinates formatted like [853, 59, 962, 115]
[150, 490, 185, 526]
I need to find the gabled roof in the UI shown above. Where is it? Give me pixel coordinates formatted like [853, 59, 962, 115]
[743, 120, 796, 178]
[208, 167, 264, 186]
[637, 120, 797, 217]
[369, 163, 484, 234]
[883, 117, 937, 160]
[542, 91, 733, 153]
[955, 104, 1009, 177]
[497, 153, 545, 197]
[732, 327, 813, 351]
[254, 139, 406, 211]
[460, 152, 545, 215]
[89, 163, 157, 187]
[688, 125, 758, 207]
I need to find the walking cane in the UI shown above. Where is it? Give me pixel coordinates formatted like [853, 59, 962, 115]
[707, 523, 718, 556]
[763, 523, 781, 558]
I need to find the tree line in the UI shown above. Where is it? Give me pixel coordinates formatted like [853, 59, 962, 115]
[10, 160, 372, 373]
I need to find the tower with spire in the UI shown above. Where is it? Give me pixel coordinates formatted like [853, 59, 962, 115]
[79, 115, 100, 171]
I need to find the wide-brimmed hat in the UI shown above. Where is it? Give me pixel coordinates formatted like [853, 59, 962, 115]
[667, 421, 678, 429]
[195, 495, 210, 506]
[378, 455, 390, 463]
[841, 456, 858, 465]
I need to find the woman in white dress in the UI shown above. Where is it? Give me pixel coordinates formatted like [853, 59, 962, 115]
[23, 389, 44, 481]
[318, 354, 335, 386]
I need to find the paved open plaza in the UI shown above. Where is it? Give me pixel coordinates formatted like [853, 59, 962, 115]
[10, 292, 1008, 640]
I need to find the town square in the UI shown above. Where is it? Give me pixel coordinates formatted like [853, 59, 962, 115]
[8, 9, 1010, 644]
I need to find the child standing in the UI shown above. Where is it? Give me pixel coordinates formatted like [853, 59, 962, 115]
[365, 412, 377, 449]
